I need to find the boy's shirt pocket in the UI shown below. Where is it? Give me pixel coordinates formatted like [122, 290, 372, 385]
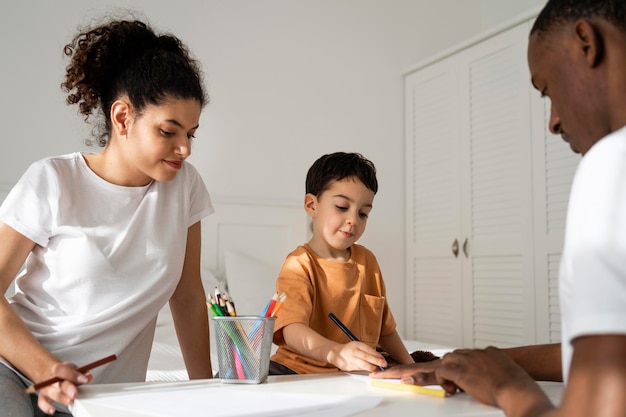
[358, 294, 385, 345]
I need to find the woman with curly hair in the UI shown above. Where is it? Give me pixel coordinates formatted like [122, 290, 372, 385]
[0, 17, 214, 416]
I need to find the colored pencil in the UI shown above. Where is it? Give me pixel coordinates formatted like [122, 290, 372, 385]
[226, 300, 236, 316]
[207, 295, 224, 316]
[270, 292, 287, 317]
[233, 345, 246, 379]
[24, 354, 117, 394]
[262, 293, 279, 317]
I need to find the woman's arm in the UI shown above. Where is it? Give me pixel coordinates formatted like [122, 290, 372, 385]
[0, 223, 91, 414]
[283, 322, 387, 372]
[169, 221, 213, 379]
[0, 222, 59, 379]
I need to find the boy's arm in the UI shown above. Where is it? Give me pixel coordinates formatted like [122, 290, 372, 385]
[378, 330, 414, 365]
[283, 322, 387, 372]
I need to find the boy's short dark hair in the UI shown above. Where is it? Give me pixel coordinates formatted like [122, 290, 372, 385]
[305, 152, 378, 196]
[531, 0, 626, 36]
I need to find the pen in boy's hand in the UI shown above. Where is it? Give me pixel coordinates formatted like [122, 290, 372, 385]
[328, 313, 386, 371]
[24, 354, 117, 394]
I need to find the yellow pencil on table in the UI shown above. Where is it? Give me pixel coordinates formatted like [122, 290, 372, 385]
[24, 354, 117, 394]
[370, 379, 447, 398]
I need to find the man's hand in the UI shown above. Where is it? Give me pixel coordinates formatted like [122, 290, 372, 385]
[435, 347, 553, 414]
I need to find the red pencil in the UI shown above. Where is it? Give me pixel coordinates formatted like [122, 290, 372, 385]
[262, 292, 279, 317]
[270, 292, 287, 317]
[24, 354, 117, 394]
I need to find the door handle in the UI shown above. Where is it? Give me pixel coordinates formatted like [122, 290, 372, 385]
[462, 238, 468, 258]
[452, 239, 459, 258]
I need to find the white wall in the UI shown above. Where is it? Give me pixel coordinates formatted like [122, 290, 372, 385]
[0, 0, 546, 336]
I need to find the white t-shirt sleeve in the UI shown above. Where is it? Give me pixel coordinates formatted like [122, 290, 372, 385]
[185, 162, 213, 227]
[0, 159, 57, 247]
[561, 133, 626, 342]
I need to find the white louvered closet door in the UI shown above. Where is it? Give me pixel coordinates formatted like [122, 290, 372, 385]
[404, 17, 580, 349]
[404, 56, 464, 346]
[531, 87, 581, 344]
[459, 22, 536, 348]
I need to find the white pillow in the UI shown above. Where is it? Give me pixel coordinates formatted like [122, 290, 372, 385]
[223, 250, 278, 316]
[156, 269, 225, 328]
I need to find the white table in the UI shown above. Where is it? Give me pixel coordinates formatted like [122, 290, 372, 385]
[71, 373, 564, 417]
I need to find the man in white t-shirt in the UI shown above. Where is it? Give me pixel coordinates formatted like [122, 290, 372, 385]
[372, 1, 626, 416]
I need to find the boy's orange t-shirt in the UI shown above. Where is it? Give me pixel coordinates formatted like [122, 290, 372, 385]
[271, 243, 396, 374]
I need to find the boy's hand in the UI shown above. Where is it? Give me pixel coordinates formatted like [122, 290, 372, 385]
[370, 359, 441, 385]
[329, 341, 388, 372]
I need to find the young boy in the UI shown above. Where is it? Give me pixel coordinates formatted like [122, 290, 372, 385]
[269, 152, 414, 374]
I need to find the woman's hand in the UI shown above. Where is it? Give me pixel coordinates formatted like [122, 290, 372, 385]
[35, 362, 92, 415]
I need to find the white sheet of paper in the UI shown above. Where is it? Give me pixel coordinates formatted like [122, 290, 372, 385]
[72, 384, 383, 417]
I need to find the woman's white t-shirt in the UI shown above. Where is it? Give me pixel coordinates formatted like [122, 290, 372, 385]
[0, 152, 213, 383]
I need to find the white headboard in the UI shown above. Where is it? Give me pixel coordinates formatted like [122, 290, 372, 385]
[200, 198, 309, 314]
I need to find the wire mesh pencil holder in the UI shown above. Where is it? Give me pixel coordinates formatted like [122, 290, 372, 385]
[212, 316, 275, 384]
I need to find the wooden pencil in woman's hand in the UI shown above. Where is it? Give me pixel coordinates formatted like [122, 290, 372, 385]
[24, 354, 117, 394]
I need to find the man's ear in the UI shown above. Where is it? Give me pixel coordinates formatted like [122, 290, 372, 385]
[110, 99, 133, 136]
[304, 193, 317, 217]
[575, 20, 604, 67]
